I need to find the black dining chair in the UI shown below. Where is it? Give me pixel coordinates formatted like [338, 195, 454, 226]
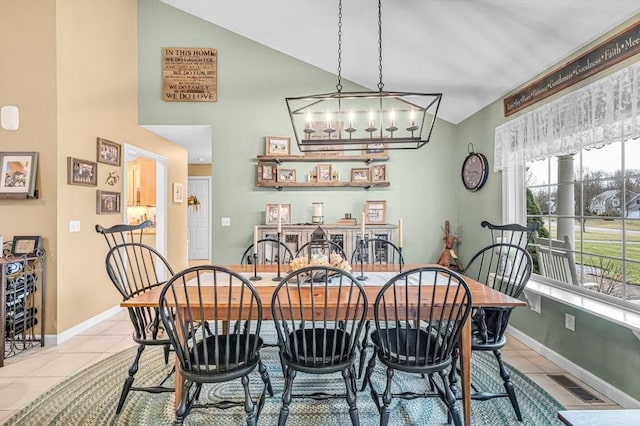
[350, 238, 404, 267]
[361, 266, 472, 426]
[104, 242, 176, 414]
[455, 243, 533, 421]
[350, 238, 404, 378]
[240, 238, 294, 265]
[271, 265, 368, 426]
[295, 238, 347, 260]
[158, 265, 272, 426]
[96, 220, 154, 249]
[481, 220, 540, 249]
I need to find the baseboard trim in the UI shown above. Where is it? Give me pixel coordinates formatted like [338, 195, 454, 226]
[50, 305, 125, 345]
[507, 325, 640, 409]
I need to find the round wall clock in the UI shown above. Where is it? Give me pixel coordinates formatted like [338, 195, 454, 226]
[461, 150, 489, 192]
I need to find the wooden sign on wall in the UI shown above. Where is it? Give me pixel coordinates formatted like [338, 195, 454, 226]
[163, 47, 217, 102]
[504, 20, 640, 117]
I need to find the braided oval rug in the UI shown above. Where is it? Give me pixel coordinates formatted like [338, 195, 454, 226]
[6, 343, 563, 425]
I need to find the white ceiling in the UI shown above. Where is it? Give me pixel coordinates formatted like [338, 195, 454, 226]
[151, 0, 640, 162]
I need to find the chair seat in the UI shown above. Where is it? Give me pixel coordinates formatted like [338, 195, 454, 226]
[470, 309, 508, 349]
[286, 328, 353, 366]
[190, 334, 263, 373]
[371, 328, 444, 365]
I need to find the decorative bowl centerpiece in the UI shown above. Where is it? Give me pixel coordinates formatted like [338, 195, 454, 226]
[290, 253, 351, 282]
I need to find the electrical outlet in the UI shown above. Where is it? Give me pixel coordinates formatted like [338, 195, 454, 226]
[565, 313, 575, 331]
[221, 217, 231, 227]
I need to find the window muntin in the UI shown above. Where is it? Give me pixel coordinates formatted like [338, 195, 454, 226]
[526, 138, 640, 305]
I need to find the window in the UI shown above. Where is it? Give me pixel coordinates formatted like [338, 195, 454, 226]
[526, 138, 640, 305]
[495, 61, 640, 313]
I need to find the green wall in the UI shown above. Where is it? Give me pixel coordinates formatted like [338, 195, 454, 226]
[138, 0, 640, 402]
[137, 0, 459, 265]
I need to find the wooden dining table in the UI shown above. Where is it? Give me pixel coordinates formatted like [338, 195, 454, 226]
[121, 263, 525, 426]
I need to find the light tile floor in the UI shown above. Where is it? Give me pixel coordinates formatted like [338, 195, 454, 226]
[0, 310, 620, 424]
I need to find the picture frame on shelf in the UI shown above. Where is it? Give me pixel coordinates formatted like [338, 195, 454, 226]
[0, 151, 39, 197]
[351, 167, 370, 182]
[371, 164, 387, 182]
[258, 163, 276, 183]
[316, 163, 333, 183]
[277, 168, 296, 182]
[365, 200, 387, 225]
[363, 143, 387, 156]
[67, 157, 97, 186]
[96, 190, 121, 214]
[265, 204, 292, 225]
[96, 137, 121, 166]
[265, 136, 291, 156]
[172, 182, 184, 203]
[11, 235, 42, 256]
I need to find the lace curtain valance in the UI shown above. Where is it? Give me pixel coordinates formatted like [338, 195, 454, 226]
[494, 61, 640, 172]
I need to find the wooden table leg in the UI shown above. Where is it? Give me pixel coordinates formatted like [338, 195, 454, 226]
[461, 319, 471, 426]
[174, 357, 182, 409]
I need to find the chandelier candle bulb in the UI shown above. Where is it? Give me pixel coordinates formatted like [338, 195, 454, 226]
[398, 219, 403, 248]
[361, 212, 366, 238]
[313, 203, 323, 217]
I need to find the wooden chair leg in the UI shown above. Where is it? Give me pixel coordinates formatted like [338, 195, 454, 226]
[494, 349, 523, 421]
[116, 344, 145, 414]
[379, 367, 394, 426]
[342, 368, 360, 426]
[241, 375, 257, 426]
[278, 368, 296, 426]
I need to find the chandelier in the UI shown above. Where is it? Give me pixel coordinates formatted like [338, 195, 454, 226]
[286, 0, 442, 153]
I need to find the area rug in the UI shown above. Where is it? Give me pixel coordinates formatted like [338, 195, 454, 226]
[6, 340, 564, 425]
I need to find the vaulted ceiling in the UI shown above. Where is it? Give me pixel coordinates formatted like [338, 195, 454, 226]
[152, 0, 639, 162]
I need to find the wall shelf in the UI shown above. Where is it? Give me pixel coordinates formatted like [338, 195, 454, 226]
[256, 154, 390, 190]
[257, 154, 389, 164]
[257, 181, 390, 190]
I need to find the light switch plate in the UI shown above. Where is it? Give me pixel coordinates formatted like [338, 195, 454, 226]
[69, 220, 81, 233]
[221, 217, 231, 227]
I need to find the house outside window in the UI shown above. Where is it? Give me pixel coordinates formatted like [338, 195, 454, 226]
[526, 138, 640, 304]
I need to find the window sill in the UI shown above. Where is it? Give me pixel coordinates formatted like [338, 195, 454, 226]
[524, 277, 640, 337]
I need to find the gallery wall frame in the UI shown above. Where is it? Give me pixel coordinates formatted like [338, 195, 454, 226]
[96, 190, 121, 214]
[96, 137, 122, 166]
[67, 157, 97, 186]
[0, 151, 38, 198]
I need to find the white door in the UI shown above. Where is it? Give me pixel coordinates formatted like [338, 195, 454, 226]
[188, 177, 211, 260]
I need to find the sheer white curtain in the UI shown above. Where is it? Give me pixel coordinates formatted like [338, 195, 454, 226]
[495, 60, 640, 224]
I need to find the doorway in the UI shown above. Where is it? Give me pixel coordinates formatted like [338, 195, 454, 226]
[188, 176, 211, 260]
[123, 145, 167, 256]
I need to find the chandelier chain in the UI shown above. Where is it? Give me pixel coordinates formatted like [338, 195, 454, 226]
[336, 0, 343, 92]
[377, 0, 384, 91]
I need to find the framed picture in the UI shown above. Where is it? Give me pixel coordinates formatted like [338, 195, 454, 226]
[258, 163, 276, 183]
[265, 204, 292, 225]
[0, 151, 38, 197]
[96, 190, 121, 214]
[172, 182, 184, 203]
[351, 167, 370, 182]
[266, 136, 291, 156]
[365, 200, 387, 224]
[67, 157, 97, 186]
[371, 164, 387, 182]
[363, 143, 387, 156]
[317, 163, 333, 183]
[277, 168, 296, 182]
[10, 236, 42, 256]
[96, 137, 121, 166]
